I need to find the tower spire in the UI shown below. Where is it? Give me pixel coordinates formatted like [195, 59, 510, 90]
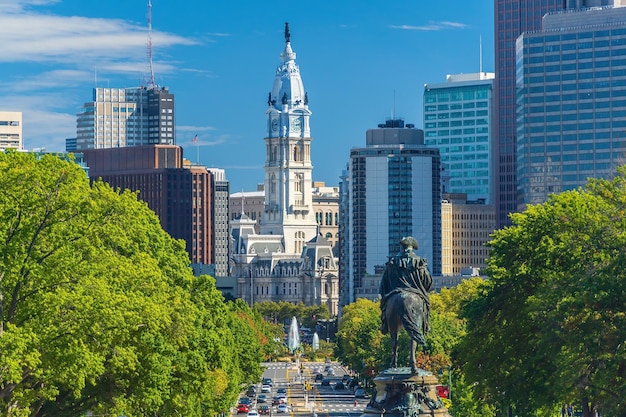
[284, 22, 291, 43]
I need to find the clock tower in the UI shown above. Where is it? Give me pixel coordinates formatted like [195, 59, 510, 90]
[262, 23, 317, 254]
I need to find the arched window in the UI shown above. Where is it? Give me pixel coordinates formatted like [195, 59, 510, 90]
[334, 212, 339, 225]
[294, 173, 302, 192]
[293, 146, 300, 161]
[295, 231, 305, 254]
[325, 232, 333, 239]
[270, 173, 276, 197]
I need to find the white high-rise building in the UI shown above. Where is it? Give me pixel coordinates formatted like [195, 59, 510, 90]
[0, 111, 22, 150]
[230, 24, 339, 315]
[74, 86, 174, 151]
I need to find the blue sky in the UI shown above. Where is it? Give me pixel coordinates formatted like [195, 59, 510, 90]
[0, 0, 494, 192]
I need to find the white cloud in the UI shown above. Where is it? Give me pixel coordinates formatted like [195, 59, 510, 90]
[390, 21, 468, 31]
[0, 9, 197, 67]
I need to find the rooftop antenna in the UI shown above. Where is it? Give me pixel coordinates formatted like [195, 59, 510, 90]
[479, 35, 483, 74]
[146, 0, 156, 88]
[241, 189, 245, 215]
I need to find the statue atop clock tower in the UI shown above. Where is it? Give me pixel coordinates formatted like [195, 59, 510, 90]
[262, 23, 316, 254]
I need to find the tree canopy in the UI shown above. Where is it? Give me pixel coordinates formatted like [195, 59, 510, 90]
[457, 167, 626, 417]
[0, 151, 267, 416]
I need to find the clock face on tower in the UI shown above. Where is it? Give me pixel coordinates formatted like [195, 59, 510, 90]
[290, 117, 301, 132]
[271, 118, 279, 132]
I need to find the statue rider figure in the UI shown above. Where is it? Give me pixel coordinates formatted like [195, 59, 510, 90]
[379, 236, 432, 337]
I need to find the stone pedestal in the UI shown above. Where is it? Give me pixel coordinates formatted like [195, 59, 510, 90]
[361, 367, 451, 417]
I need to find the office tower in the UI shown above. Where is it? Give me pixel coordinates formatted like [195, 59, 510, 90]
[494, 0, 565, 227]
[495, 0, 620, 227]
[0, 111, 22, 150]
[340, 119, 441, 305]
[82, 145, 213, 267]
[517, 5, 626, 208]
[207, 168, 230, 277]
[229, 24, 339, 314]
[74, 86, 174, 151]
[441, 193, 496, 276]
[424, 73, 495, 204]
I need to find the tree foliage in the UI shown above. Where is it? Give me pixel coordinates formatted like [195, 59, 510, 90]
[0, 152, 266, 416]
[457, 167, 626, 417]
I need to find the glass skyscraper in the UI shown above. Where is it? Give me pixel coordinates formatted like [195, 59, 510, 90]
[495, 0, 565, 226]
[424, 73, 495, 204]
[516, 6, 626, 207]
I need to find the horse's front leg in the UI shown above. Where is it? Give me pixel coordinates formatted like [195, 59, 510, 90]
[390, 332, 398, 368]
[410, 339, 417, 374]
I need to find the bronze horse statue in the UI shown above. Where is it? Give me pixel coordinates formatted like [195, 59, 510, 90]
[384, 289, 428, 373]
[379, 237, 432, 373]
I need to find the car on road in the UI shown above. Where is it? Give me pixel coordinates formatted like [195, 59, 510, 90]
[276, 388, 287, 395]
[272, 396, 286, 405]
[354, 388, 368, 398]
[237, 404, 250, 414]
[315, 373, 324, 381]
[261, 384, 271, 393]
[246, 386, 257, 397]
[321, 378, 331, 386]
[276, 404, 289, 413]
[327, 368, 335, 376]
[247, 409, 259, 417]
[257, 394, 268, 403]
[334, 381, 346, 390]
[259, 405, 270, 415]
[262, 378, 273, 387]
[239, 397, 252, 405]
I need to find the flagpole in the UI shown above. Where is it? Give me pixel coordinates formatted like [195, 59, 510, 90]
[196, 138, 199, 164]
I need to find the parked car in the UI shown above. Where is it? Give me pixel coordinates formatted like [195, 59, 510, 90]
[354, 388, 368, 398]
[277, 404, 289, 413]
[259, 405, 270, 415]
[321, 378, 331, 386]
[247, 409, 260, 417]
[237, 404, 250, 414]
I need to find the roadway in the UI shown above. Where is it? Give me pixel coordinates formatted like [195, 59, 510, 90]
[235, 361, 366, 417]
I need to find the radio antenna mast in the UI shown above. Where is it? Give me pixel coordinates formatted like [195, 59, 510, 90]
[146, 0, 156, 88]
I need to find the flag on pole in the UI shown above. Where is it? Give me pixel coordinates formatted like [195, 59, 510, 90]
[191, 134, 198, 143]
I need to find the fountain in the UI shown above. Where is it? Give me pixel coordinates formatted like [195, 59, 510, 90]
[287, 316, 300, 353]
[312, 332, 319, 351]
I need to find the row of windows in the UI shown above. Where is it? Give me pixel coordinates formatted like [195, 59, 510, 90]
[424, 88, 490, 103]
[315, 212, 338, 226]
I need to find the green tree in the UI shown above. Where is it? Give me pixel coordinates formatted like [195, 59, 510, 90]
[335, 298, 384, 379]
[0, 152, 254, 416]
[457, 168, 626, 417]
